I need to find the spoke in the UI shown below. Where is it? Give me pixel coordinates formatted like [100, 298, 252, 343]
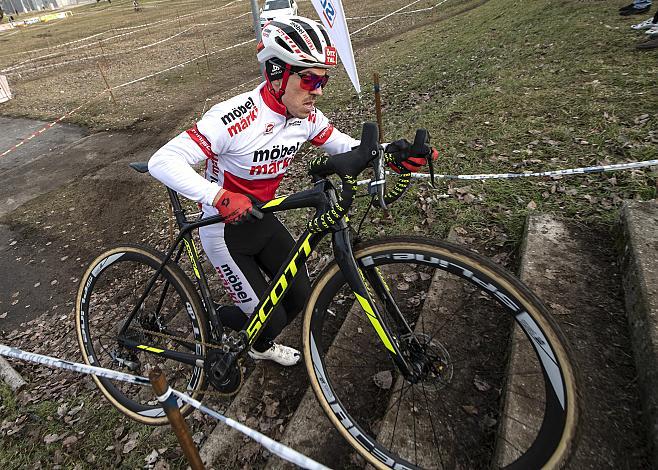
[498, 411, 542, 434]
[326, 363, 392, 370]
[421, 382, 444, 469]
[495, 432, 527, 461]
[411, 384, 418, 464]
[428, 318, 510, 350]
[382, 382, 413, 417]
[390, 380, 405, 450]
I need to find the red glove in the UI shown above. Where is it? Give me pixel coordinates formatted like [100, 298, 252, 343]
[214, 189, 255, 224]
[385, 139, 439, 173]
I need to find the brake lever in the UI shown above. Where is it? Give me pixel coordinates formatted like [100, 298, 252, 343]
[412, 129, 435, 187]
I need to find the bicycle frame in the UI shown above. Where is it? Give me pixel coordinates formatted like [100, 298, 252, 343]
[117, 178, 416, 376]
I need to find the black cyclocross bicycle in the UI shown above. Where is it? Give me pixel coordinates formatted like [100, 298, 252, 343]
[75, 123, 580, 469]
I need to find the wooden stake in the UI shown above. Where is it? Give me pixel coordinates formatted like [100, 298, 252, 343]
[97, 62, 117, 105]
[373, 72, 391, 218]
[202, 34, 211, 74]
[373, 73, 384, 143]
[97, 39, 107, 65]
[149, 368, 204, 470]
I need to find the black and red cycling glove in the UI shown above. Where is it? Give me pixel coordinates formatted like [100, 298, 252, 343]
[385, 139, 439, 173]
[214, 189, 256, 225]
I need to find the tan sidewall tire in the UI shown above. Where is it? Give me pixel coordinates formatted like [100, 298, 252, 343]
[75, 245, 208, 426]
[302, 238, 580, 469]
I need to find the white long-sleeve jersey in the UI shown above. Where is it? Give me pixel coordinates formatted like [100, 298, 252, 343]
[148, 82, 359, 215]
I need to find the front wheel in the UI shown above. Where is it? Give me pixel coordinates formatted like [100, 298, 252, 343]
[75, 245, 208, 425]
[303, 236, 580, 469]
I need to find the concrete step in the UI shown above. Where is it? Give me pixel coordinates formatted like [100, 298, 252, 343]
[263, 293, 368, 470]
[619, 199, 658, 468]
[512, 213, 650, 467]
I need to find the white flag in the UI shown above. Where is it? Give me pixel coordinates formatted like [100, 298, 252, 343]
[310, 0, 360, 94]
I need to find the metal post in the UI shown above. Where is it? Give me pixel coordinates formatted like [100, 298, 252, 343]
[149, 367, 204, 470]
[250, 0, 262, 42]
[249, 0, 264, 76]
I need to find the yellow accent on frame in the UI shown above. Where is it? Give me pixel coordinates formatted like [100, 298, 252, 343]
[137, 345, 164, 353]
[354, 293, 396, 354]
[183, 239, 201, 279]
[262, 196, 287, 208]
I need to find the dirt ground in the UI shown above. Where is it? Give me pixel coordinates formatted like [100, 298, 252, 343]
[0, 0, 655, 468]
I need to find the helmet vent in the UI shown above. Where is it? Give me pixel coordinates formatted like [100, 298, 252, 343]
[275, 37, 294, 54]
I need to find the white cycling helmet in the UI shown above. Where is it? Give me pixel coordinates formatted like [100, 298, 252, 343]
[257, 16, 337, 69]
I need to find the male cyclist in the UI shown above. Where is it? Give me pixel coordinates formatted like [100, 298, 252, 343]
[149, 16, 434, 366]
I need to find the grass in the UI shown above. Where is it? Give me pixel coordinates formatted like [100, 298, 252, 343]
[323, 0, 658, 244]
[0, 383, 185, 469]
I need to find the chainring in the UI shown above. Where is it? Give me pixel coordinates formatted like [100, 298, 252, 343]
[205, 349, 244, 395]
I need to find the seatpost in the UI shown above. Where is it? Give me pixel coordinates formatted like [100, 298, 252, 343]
[167, 187, 188, 226]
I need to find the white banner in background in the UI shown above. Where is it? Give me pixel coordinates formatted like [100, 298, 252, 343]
[310, 0, 361, 94]
[0, 75, 12, 104]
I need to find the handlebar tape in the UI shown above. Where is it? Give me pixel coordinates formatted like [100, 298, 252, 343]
[307, 122, 380, 233]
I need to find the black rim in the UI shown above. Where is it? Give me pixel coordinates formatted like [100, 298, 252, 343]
[307, 243, 571, 469]
[78, 249, 204, 418]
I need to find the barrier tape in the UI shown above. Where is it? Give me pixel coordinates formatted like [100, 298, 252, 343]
[356, 159, 658, 185]
[0, 33, 254, 158]
[0, 344, 149, 386]
[0, 93, 105, 158]
[2, 0, 242, 61]
[4, 27, 196, 76]
[110, 38, 255, 91]
[0, 344, 332, 470]
[170, 389, 331, 470]
[2, 8, 251, 76]
[351, 0, 449, 35]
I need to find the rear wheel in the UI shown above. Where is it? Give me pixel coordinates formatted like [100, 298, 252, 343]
[303, 236, 580, 469]
[75, 245, 208, 425]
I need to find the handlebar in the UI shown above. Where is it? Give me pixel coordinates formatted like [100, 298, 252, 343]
[306, 122, 381, 232]
[305, 122, 430, 232]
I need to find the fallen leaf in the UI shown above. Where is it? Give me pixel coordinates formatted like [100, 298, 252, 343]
[62, 435, 78, 447]
[473, 375, 492, 392]
[402, 272, 419, 282]
[462, 405, 479, 415]
[44, 433, 60, 444]
[123, 438, 138, 454]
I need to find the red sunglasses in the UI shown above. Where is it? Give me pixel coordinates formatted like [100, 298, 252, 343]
[295, 72, 330, 91]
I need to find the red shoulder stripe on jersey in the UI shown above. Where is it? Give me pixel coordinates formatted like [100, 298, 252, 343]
[186, 124, 216, 158]
[310, 124, 334, 146]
